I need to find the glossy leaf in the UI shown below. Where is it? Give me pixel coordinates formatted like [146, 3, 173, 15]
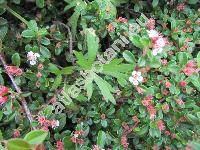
[24, 130, 48, 145]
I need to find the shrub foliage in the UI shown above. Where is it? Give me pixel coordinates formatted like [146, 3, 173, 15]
[0, 0, 200, 149]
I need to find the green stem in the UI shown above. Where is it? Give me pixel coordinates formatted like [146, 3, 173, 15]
[6, 6, 29, 25]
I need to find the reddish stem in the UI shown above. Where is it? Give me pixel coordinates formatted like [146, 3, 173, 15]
[0, 54, 36, 130]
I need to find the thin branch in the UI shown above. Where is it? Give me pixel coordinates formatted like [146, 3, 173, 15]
[0, 53, 36, 130]
[53, 21, 75, 65]
[6, 6, 29, 26]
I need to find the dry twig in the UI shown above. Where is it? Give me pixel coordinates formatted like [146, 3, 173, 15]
[53, 21, 75, 65]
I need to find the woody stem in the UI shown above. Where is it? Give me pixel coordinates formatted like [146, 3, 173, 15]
[0, 50, 36, 130]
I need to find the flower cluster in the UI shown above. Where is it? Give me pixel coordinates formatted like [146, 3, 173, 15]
[156, 120, 165, 131]
[13, 129, 20, 138]
[116, 17, 128, 23]
[162, 103, 170, 112]
[129, 71, 143, 86]
[177, 3, 185, 11]
[70, 130, 85, 145]
[107, 23, 115, 32]
[142, 95, 157, 119]
[27, 51, 40, 65]
[6, 66, 23, 76]
[176, 99, 185, 106]
[183, 60, 198, 76]
[37, 116, 59, 130]
[121, 135, 129, 149]
[56, 140, 64, 150]
[146, 18, 155, 30]
[147, 29, 168, 55]
[0, 85, 9, 105]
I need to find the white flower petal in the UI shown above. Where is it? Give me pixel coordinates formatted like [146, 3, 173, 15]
[129, 77, 134, 83]
[132, 79, 139, 86]
[137, 71, 141, 76]
[35, 53, 40, 57]
[147, 30, 159, 38]
[137, 76, 143, 82]
[155, 37, 165, 47]
[30, 60, 36, 65]
[152, 49, 158, 56]
[56, 120, 59, 127]
[132, 71, 137, 76]
[27, 51, 34, 56]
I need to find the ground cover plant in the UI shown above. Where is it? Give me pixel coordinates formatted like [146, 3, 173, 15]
[0, 0, 200, 149]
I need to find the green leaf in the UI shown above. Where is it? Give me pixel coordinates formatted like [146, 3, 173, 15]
[7, 139, 31, 150]
[101, 119, 108, 128]
[178, 52, 188, 66]
[48, 63, 61, 75]
[74, 51, 90, 69]
[51, 75, 62, 90]
[186, 114, 199, 124]
[0, 17, 8, 40]
[12, 0, 21, 4]
[123, 50, 135, 63]
[152, 0, 159, 8]
[149, 128, 161, 138]
[37, 28, 48, 36]
[61, 66, 74, 75]
[12, 53, 21, 66]
[85, 75, 94, 100]
[188, 0, 198, 4]
[0, 111, 3, 121]
[110, 0, 128, 6]
[24, 130, 48, 145]
[197, 51, 200, 68]
[40, 46, 51, 58]
[36, 0, 44, 8]
[63, 136, 75, 149]
[149, 57, 161, 68]
[68, 11, 80, 38]
[94, 74, 116, 104]
[136, 126, 149, 136]
[190, 142, 200, 150]
[41, 37, 50, 46]
[141, 37, 151, 48]
[21, 29, 36, 38]
[0, 0, 5, 4]
[27, 20, 38, 31]
[86, 28, 99, 66]
[21, 92, 31, 97]
[131, 35, 143, 49]
[189, 74, 200, 91]
[0, 131, 2, 142]
[0, 74, 4, 85]
[97, 131, 106, 148]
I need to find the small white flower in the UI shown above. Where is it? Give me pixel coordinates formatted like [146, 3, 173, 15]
[152, 48, 163, 56]
[74, 134, 79, 138]
[30, 60, 37, 65]
[55, 120, 59, 126]
[27, 51, 40, 65]
[34, 53, 40, 57]
[51, 120, 59, 129]
[147, 29, 159, 38]
[154, 37, 166, 48]
[129, 71, 143, 85]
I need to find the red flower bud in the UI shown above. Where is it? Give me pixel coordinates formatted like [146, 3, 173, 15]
[165, 82, 171, 88]
[179, 81, 187, 87]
